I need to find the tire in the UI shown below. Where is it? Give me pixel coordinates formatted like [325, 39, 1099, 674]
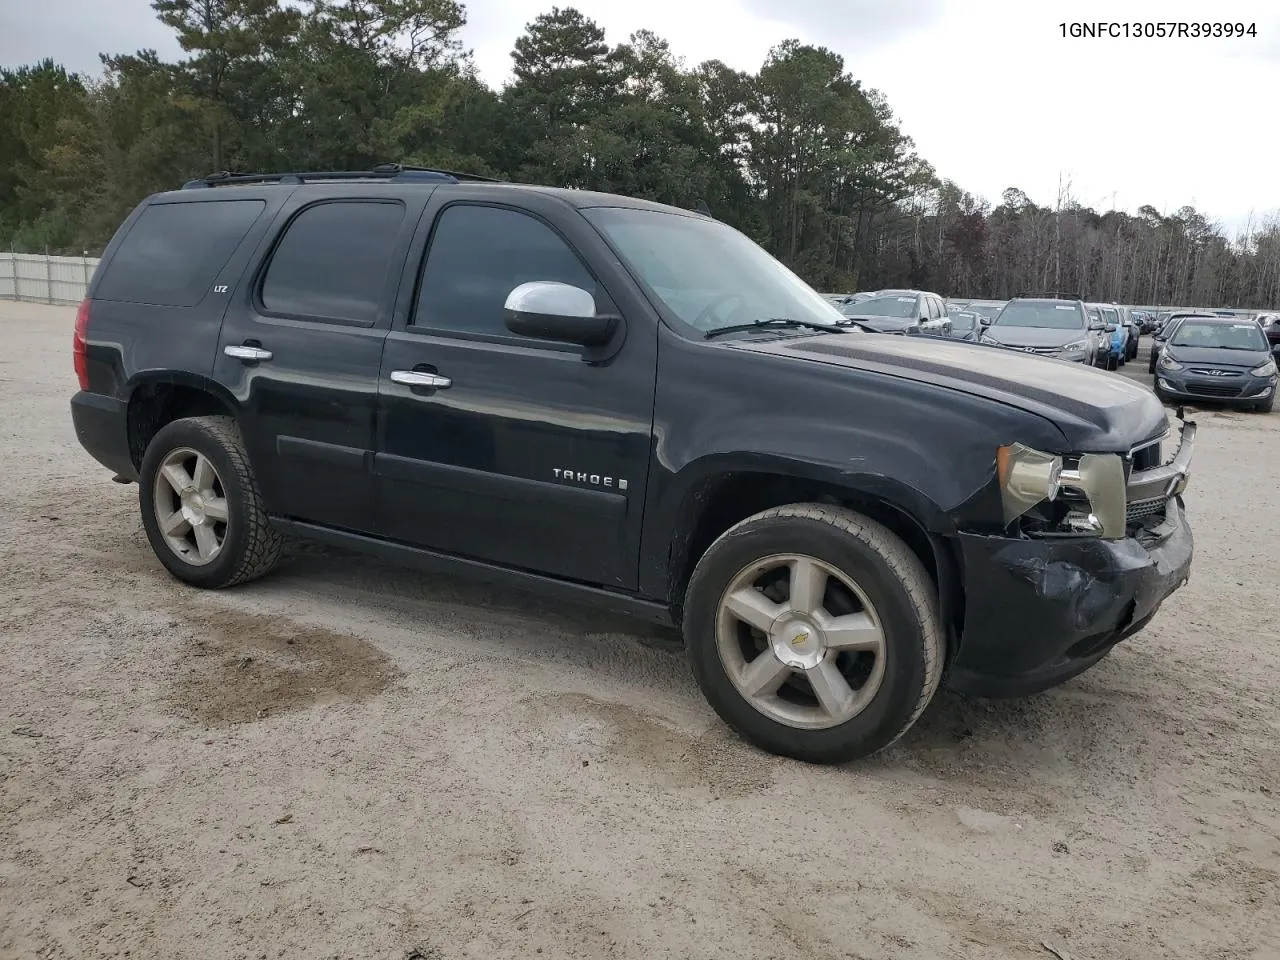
[1148, 352, 1158, 374]
[1107, 354, 1118, 371]
[1254, 394, 1275, 413]
[682, 503, 944, 764]
[138, 415, 283, 589]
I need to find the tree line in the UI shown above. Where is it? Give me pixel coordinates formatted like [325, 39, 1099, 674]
[3, 0, 1278, 308]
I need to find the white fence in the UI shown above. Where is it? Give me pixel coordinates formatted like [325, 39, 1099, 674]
[0, 253, 101, 306]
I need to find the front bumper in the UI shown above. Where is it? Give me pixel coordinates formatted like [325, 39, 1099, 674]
[1156, 371, 1276, 403]
[946, 497, 1193, 697]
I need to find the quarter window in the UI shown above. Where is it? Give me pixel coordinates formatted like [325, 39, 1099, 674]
[96, 200, 265, 307]
[261, 201, 405, 323]
[413, 204, 597, 337]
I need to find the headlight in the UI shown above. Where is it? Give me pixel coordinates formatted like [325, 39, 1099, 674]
[1159, 354, 1184, 371]
[1057, 454, 1127, 539]
[996, 444, 1063, 526]
[1060, 339, 1088, 353]
[1251, 359, 1278, 377]
[998, 445, 1127, 539]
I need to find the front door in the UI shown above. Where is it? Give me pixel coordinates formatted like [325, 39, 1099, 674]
[214, 194, 425, 533]
[373, 194, 657, 589]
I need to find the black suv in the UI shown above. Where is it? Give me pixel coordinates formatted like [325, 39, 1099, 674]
[70, 165, 1196, 764]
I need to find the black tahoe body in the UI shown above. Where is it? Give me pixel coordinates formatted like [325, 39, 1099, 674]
[70, 168, 1196, 763]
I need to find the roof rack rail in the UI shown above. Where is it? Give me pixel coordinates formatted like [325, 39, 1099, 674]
[1018, 292, 1084, 301]
[181, 162, 504, 190]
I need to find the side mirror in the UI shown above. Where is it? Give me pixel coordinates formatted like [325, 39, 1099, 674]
[979, 315, 993, 326]
[503, 281, 617, 346]
[1088, 321, 1104, 331]
[1105, 323, 1117, 332]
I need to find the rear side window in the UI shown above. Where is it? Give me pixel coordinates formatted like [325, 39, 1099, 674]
[413, 204, 596, 337]
[96, 200, 265, 306]
[261, 200, 405, 323]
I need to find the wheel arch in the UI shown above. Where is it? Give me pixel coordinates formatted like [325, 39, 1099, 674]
[124, 371, 242, 470]
[663, 462, 965, 663]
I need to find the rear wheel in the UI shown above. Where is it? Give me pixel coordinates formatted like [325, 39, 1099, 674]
[683, 504, 944, 764]
[138, 415, 283, 589]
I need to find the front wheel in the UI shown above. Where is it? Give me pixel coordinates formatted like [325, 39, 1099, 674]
[1254, 394, 1275, 413]
[683, 504, 944, 764]
[138, 415, 284, 589]
[1107, 354, 1119, 371]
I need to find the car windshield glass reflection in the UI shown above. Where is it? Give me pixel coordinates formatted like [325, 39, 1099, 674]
[582, 207, 844, 334]
[993, 303, 1085, 330]
[1170, 321, 1267, 350]
[844, 296, 916, 318]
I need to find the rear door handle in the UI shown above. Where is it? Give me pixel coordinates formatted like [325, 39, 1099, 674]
[225, 344, 273, 362]
[391, 370, 452, 389]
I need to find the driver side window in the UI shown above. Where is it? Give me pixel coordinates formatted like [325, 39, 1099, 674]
[413, 204, 598, 338]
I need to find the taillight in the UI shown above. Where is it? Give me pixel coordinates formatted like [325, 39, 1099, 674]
[73, 298, 91, 390]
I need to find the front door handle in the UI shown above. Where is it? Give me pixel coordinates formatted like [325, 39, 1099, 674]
[391, 370, 452, 389]
[225, 344, 273, 362]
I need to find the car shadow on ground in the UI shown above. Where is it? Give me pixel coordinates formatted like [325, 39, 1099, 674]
[258, 539, 1158, 786]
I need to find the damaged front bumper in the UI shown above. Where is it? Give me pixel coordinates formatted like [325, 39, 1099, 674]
[947, 497, 1192, 696]
[946, 416, 1197, 698]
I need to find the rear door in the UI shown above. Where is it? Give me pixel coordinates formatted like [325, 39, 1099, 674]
[372, 191, 658, 588]
[212, 189, 428, 533]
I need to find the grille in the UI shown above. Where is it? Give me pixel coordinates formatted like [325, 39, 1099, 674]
[1185, 382, 1243, 398]
[1188, 368, 1242, 377]
[1130, 438, 1163, 471]
[1126, 497, 1167, 523]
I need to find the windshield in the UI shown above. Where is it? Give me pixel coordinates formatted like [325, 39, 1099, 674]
[582, 207, 843, 333]
[951, 312, 976, 332]
[967, 303, 1002, 318]
[843, 295, 917, 319]
[992, 301, 1085, 330]
[1170, 320, 1267, 350]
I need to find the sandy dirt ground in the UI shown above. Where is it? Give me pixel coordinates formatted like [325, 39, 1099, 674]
[2, 299, 1278, 960]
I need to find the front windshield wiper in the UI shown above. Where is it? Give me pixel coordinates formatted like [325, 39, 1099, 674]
[704, 317, 845, 339]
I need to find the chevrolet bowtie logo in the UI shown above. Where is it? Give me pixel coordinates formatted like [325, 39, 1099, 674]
[791, 631, 810, 647]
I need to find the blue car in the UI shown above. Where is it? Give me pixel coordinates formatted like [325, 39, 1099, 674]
[1086, 304, 1122, 369]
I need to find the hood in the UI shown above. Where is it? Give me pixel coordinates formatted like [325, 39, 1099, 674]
[982, 325, 1090, 348]
[728, 332, 1168, 452]
[1163, 344, 1270, 368]
[841, 314, 914, 332]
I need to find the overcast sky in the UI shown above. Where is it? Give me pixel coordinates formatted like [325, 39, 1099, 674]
[5, 0, 1279, 234]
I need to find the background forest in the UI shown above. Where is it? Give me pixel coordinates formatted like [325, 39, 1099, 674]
[4, 0, 1279, 306]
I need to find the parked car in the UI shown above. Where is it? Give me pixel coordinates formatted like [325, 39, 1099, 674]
[1086, 304, 1122, 370]
[947, 310, 983, 343]
[838, 289, 952, 336]
[981, 297, 1106, 365]
[1153, 316, 1277, 412]
[963, 300, 1006, 325]
[1255, 312, 1280, 351]
[1149, 312, 1219, 373]
[1099, 305, 1128, 366]
[1116, 306, 1141, 360]
[69, 164, 1196, 764]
